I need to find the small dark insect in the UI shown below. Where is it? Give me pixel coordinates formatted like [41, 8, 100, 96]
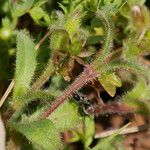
[73, 91, 94, 115]
[73, 92, 133, 116]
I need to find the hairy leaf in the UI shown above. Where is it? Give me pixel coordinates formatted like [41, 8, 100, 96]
[48, 101, 81, 131]
[65, 9, 84, 38]
[16, 119, 62, 150]
[103, 60, 150, 80]
[82, 116, 95, 148]
[123, 39, 141, 59]
[16, 90, 55, 108]
[13, 30, 36, 108]
[12, 0, 34, 17]
[124, 78, 150, 101]
[102, 0, 127, 16]
[50, 30, 70, 52]
[29, 0, 50, 25]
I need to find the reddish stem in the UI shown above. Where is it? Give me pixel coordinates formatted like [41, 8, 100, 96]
[42, 65, 98, 118]
[94, 102, 134, 115]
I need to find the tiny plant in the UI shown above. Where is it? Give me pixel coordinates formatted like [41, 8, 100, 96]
[0, 0, 150, 149]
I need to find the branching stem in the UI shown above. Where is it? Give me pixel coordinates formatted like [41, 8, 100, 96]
[42, 65, 99, 117]
[42, 10, 113, 117]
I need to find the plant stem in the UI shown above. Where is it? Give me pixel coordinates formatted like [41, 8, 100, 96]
[35, 29, 52, 50]
[31, 59, 55, 91]
[0, 80, 14, 107]
[42, 65, 99, 117]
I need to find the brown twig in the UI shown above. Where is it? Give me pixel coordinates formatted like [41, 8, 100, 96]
[0, 29, 52, 108]
[95, 124, 150, 139]
[0, 80, 14, 107]
[35, 29, 52, 50]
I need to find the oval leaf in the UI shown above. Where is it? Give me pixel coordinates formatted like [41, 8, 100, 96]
[110, 73, 122, 87]
[16, 119, 62, 150]
[99, 73, 117, 97]
[50, 30, 70, 52]
[48, 101, 81, 131]
[13, 30, 37, 108]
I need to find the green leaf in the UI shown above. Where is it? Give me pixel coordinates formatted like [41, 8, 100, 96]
[70, 130, 80, 143]
[48, 101, 81, 131]
[16, 119, 62, 150]
[111, 73, 122, 87]
[102, 0, 127, 16]
[12, 0, 34, 17]
[15, 90, 56, 108]
[103, 60, 150, 80]
[83, 116, 95, 148]
[93, 135, 125, 150]
[33, 0, 47, 7]
[100, 78, 116, 97]
[123, 39, 141, 59]
[2, 17, 11, 28]
[13, 30, 36, 108]
[70, 35, 82, 56]
[29, 2, 51, 25]
[31, 59, 55, 91]
[123, 78, 150, 115]
[87, 35, 103, 44]
[65, 10, 84, 38]
[99, 73, 122, 97]
[50, 30, 70, 52]
[29, 7, 45, 22]
[124, 78, 150, 101]
[21, 107, 45, 123]
[58, 2, 68, 14]
[69, 116, 95, 147]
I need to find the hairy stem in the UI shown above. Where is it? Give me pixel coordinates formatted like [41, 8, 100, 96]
[93, 10, 113, 64]
[31, 59, 55, 91]
[42, 65, 99, 117]
[42, 11, 113, 117]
